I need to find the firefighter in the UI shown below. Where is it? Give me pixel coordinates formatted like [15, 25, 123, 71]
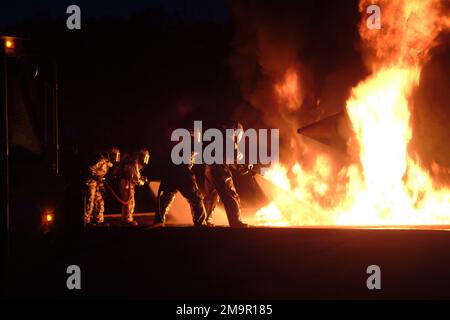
[85, 147, 121, 226]
[118, 148, 150, 226]
[154, 133, 207, 227]
[204, 121, 248, 227]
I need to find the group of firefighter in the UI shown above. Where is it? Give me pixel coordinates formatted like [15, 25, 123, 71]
[84, 121, 250, 228]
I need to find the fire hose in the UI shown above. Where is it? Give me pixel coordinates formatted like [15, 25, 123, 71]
[103, 180, 131, 206]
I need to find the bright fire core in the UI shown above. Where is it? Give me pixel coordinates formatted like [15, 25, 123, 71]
[255, 0, 450, 226]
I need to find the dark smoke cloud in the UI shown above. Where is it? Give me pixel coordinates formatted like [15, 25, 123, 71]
[228, 0, 450, 173]
[228, 0, 367, 164]
[412, 33, 450, 172]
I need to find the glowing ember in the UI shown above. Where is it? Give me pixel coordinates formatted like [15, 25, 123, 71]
[256, 0, 450, 226]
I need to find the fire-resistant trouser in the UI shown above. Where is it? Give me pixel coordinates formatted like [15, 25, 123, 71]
[204, 164, 244, 227]
[85, 178, 105, 223]
[119, 178, 136, 222]
[155, 166, 206, 226]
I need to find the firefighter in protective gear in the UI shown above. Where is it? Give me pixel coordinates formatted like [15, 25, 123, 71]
[154, 132, 207, 227]
[106, 147, 122, 178]
[204, 121, 248, 227]
[85, 147, 121, 226]
[118, 148, 150, 226]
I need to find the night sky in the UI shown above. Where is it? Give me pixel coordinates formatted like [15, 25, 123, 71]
[0, 0, 230, 27]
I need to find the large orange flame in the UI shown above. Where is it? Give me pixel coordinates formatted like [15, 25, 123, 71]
[255, 0, 450, 226]
[275, 68, 302, 111]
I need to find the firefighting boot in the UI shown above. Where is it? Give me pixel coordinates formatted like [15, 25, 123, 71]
[230, 221, 249, 228]
[94, 213, 109, 226]
[151, 222, 165, 228]
[229, 217, 249, 228]
[122, 220, 139, 226]
[152, 212, 165, 227]
[205, 215, 215, 227]
[153, 214, 165, 225]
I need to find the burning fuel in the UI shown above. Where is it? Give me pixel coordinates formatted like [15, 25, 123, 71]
[254, 0, 450, 226]
[275, 68, 302, 111]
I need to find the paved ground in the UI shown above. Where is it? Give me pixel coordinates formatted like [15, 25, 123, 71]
[5, 224, 450, 299]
